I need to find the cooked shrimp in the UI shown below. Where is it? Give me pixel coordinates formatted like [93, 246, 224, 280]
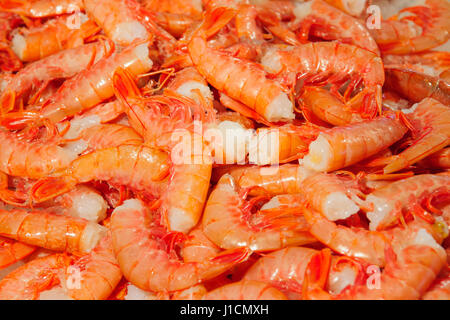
[0, 0, 84, 18]
[0, 208, 106, 254]
[301, 173, 365, 221]
[188, 8, 295, 122]
[261, 0, 379, 53]
[110, 199, 251, 292]
[0, 128, 78, 179]
[261, 41, 384, 118]
[369, 0, 450, 54]
[1, 41, 153, 130]
[243, 246, 318, 299]
[66, 234, 122, 300]
[306, 229, 447, 300]
[212, 164, 315, 196]
[30, 145, 170, 204]
[83, 0, 151, 47]
[382, 98, 450, 174]
[0, 40, 111, 114]
[11, 14, 100, 62]
[203, 280, 287, 300]
[384, 68, 450, 106]
[302, 115, 408, 172]
[114, 69, 213, 233]
[303, 206, 447, 266]
[0, 253, 70, 300]
[203, 175, 316, 251]
[366, 174, 450, 231]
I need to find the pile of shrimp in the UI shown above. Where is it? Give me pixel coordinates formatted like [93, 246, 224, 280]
[0, 0, 448, 300]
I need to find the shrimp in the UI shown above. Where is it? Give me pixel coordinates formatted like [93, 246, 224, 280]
[10, 14, 100, 63]
[212, 164, 315, 196]
[366, 174, 450, 231]
[302, 115, 408, 172]
[110, 199, 251, 292]
[0, 208, 106, 254]
[306, 229, 447, 300]
[202, 175, 316, 251]
[49, 185, 108, 223]
[261, 41, 384, 118]
[382, 98, 450, 174]
[1, 41, 153, 130]
[369, 0, 450, 54]
[0, 253, 70, 300]
[303, 206, 447, 266]
[235, 4, 264, 42]
[0, 236, 36, 270]
[83, 0, 152, 47]
[30, 145, 170, 204]
[203, 280, 287, 300]
[114, 69, 213, 233]
[301, 173, 365, 221]
[243, 247, 318, 299]
[0, 0, 84, 18]
[66, 234, 122, 300]
[0, 40, 112, 114]
[0, 128, 78, 179]
[384, 67, 450, 106]
[188, 7, 295, 123]
[260, 0, 379, 54]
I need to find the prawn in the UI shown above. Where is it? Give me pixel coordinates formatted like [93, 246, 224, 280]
[202, 175, 316, 252]
[1, 41, 153, 130]
[420, 148, 450, 169]
[30, 145, 170, 204]
[203, 280, 287, 300]
[0, 253, 70, 300]
[302, 115, 408, 172]
[303, 206, 447, 266]
[0, 208, 106, 254]
[10, 14, 100, 62]
[0, 0, 84, 18]
[188, 7, 295, 123]
[110, 199, 251, 292]
[114, 68, 213, 233]
[66, 234, 122, 300]
[369, 0, 450, 54]
[305, 229, 447, 300]
[261, 41, 384, 119]
[1, 40, 112, 114]
[366, 174, 450, 231]
[384, 67, 450, 106]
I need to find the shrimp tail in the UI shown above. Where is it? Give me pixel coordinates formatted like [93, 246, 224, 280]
[198, 7, 237, 39]
[302, 248, 332, 300]
[211, 247, 253, 264]
[30, 176, 77, 204]
[113, 67, 142, 104]
[0, 111, 40, 130]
